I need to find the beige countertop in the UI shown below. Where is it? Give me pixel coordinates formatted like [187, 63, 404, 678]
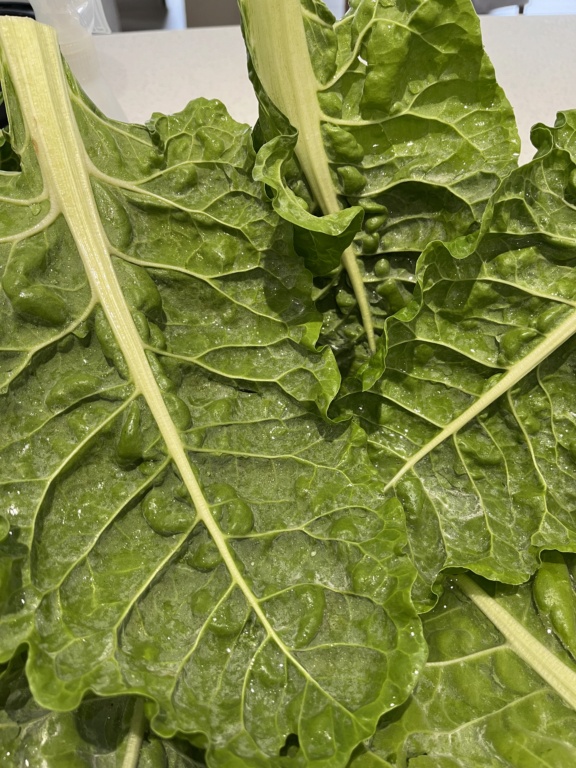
[93, 17, 576, 164]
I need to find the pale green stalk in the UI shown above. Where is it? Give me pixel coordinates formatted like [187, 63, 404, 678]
[122, 699, 146, 768]
[241, 0, 376, 352]
[457, 574, 576, 710]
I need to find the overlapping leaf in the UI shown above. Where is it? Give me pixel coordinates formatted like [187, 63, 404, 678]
[248, 0, 519, 249]
[338, 110, 576, 606]
[0, 19, 425, 768]
[240, 0, 519, 364]
[0, 654, 205, 767]
[350, 570, 576, 767]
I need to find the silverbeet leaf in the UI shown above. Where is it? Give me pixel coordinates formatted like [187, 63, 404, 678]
[338, 110, 576, 607]
[0, 18, 425, 768]
[351, 572, 576, 767]
[239, 0, 519, 361]
[0, 654, 205, 767]
[244, 0, 519, 250]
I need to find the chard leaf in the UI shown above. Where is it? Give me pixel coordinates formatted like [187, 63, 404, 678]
[533, 552, 576, 659]
[338, 110, 576, 605]
[0, 18, 425, 767]
[239, 0, 519, 359]
[0, 654, 205, 767]
[351, 573, 576, 768]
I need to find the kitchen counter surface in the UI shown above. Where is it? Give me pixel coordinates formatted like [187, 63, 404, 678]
[93, 16, 576, 164]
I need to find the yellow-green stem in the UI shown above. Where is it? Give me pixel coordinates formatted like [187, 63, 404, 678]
[457, 575, 576, 710]
[122, 699, 146, 768]
[241, 0, 376, 352]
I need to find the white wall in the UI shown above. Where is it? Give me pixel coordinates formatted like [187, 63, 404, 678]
[325, 0, 346, 16]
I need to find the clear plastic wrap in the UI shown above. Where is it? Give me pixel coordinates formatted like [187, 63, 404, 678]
[29, 1, 124, 119]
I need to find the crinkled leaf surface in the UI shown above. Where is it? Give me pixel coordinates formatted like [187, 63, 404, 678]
[350, 571, 576, 767]
[338, 111, 576, 606]
[244, 0, 519, 249]
[240, 0, 519, 362]
[0, 18, 425, 768]
[0, 654, 205, 767]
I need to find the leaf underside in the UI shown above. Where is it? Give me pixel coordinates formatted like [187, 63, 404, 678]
[0, 18, 424, 768]
[355, 574, 576, 768]
[1, 3, 576, 768]
[0, 653, 205, 767]
[339, 111, 576, 607]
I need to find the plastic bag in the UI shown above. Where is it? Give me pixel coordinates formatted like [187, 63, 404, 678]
[29, 0, 124, 119]
[30, 0, 112, 34]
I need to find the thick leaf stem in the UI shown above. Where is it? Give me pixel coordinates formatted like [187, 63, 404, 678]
[122, 698, 146, 768]
[242, 0, 376, 352]
[456, 574, 576, 710]
[342, 245, 375, 351]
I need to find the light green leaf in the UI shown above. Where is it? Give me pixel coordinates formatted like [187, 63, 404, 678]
[239, 0, 519, 358]
[0, 18, 425, 768]
[336, 109, 576, 606]
[352, 573, 576, 767]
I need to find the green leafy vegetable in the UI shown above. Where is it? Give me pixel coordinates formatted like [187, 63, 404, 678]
[337, 109, 576, 606]
[352, 572, 576, 767]
[239, 0, 519, 363]
[1, 1, 576, 766]
[0, 17, 424, 768]
[0, 654, 205, 767]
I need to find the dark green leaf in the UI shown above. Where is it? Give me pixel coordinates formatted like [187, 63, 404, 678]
[338, 111, 576, 606]
[0, 655, 205, 767]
